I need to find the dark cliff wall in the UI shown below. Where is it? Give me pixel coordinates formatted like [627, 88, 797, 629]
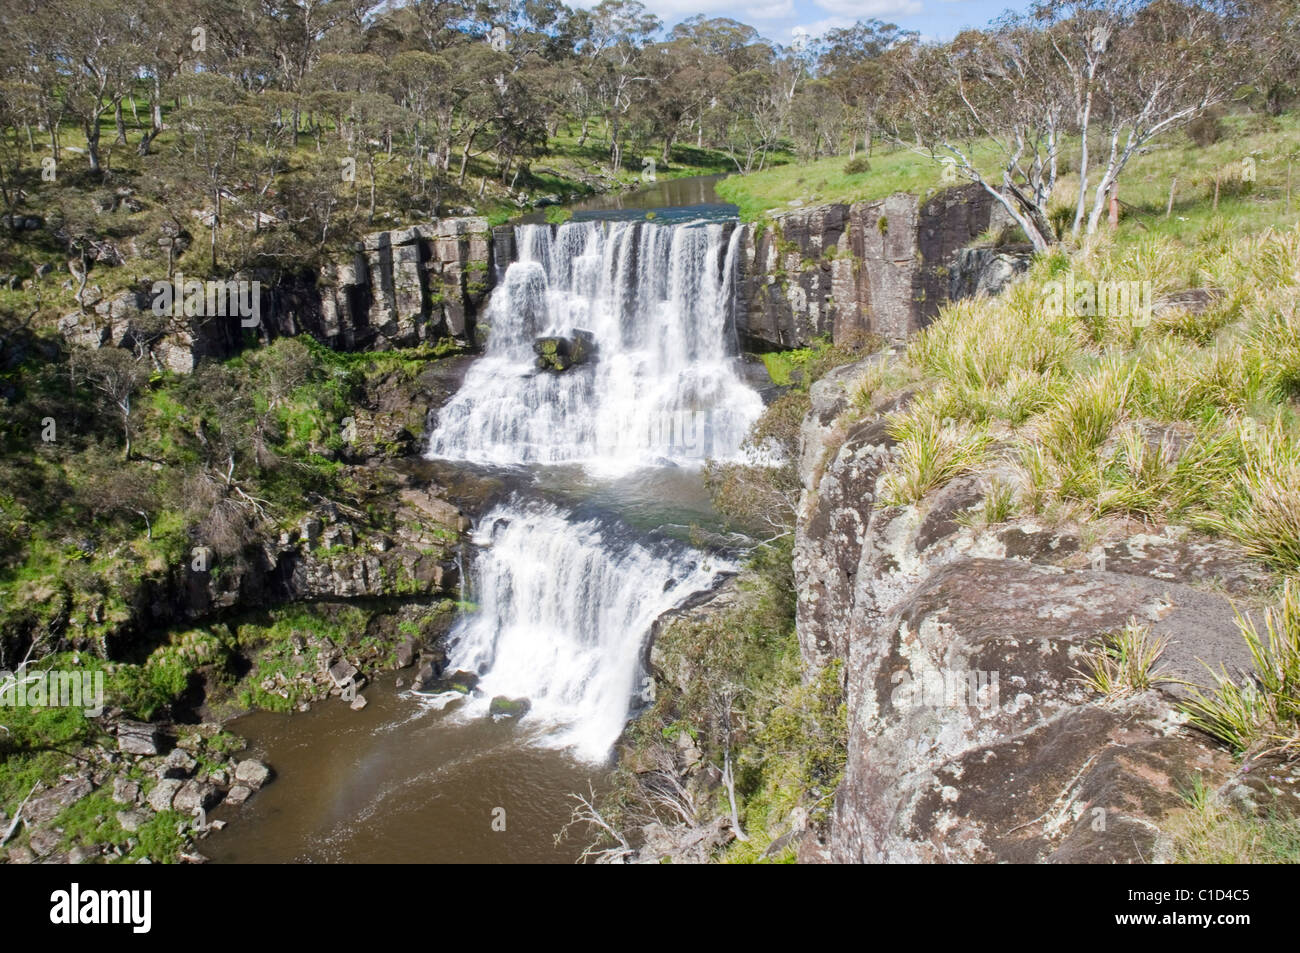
[58, 218, 494, 372]
[735, 184, 1020, 349]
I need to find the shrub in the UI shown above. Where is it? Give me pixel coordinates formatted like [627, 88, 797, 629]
[843, 156, 871, 175]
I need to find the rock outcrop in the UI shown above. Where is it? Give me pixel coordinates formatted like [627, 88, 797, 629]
[92, 471, 465, 661]
[56, 218, 494, 371]
[736, 185, 1021, 349]
[793, 358, 1275, 863]
[319, 218, 493, 350]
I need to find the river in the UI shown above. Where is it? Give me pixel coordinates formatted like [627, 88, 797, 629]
[207, 176, 758, 864]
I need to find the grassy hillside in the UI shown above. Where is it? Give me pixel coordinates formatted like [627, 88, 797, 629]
[717, 112, 1300, 235]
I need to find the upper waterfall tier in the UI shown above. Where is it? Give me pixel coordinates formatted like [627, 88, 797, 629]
[426, 219, 763, 471]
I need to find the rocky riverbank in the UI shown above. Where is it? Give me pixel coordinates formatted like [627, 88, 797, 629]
[0, 351, 471, 865]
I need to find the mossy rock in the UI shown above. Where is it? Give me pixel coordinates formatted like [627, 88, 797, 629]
[488, 695, 531, 718]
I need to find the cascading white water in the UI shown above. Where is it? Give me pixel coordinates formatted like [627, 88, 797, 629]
[426, 219, 762, 472]
[445, 500, 733, 762]
[425, 217, 759, 761]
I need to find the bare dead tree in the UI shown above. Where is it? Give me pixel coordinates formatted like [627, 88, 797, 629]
[556, 782, 635, 864]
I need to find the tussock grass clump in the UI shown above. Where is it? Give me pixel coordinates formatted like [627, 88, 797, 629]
[1076, 620, 1176, 700]
[1182, 581, 1300, 755]
[1028, 359, 1133, 504]
[880, 405, 990, 507]
[909, 289, 1074, 393]
[1249, 302, 1300, 403]
[867, 222, 1300, 531]
[1201, 423, 1300, 570]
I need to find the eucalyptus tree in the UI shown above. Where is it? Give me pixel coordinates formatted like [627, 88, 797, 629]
[583, 0, 661, 173]
[884, 25, 1069, 251]
[819, 19, 916, 158]
[1076, 0, 1250, 234]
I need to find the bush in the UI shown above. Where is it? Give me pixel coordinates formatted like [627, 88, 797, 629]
[843, 156, 871, 175]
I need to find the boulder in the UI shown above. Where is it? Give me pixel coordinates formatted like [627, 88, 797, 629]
[159, 748, 197, 779]
[233, 759, 272, 790]
[328, 660, 359, 688]
[28, 829, 62, 857]
[147, 778, 183, 812]
[112, 777, 141, 805]
[172, 780, 220, 814]
[224, 785, 253, 807]
[117, 720, 161, 756]
[116, 809, 151, 833]
[25, 778, 93, 825]
[395, 635, 419, 669]
[488, 695, 531, 718]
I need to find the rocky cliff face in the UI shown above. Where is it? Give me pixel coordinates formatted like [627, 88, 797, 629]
[792, 357, 1278, 863]
[319, 218, 493, 350]
[57, 217, 494, 372]
[735, 185, 1028, 349]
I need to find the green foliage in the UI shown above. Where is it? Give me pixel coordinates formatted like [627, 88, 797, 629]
[1182, 581, 1300, 755]
[1168, 775, 1300, 864]
[123, 810, 188, 864]
[1076, 620, 1176, 700]
[760, 336, 877, 390]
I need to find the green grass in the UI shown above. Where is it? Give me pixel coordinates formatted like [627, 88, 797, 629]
[717, 111, 1300, 230]
[1182, 581, 1300, 755]
[848, 206, 1300, 550]
[717, 140, 1008, 221]
[1168, 774, 1300, 863]
[1076, 620, 1176, 701]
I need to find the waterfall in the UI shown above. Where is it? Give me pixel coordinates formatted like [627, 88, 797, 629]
[445, 500, 733, 762]
[424, 218, 758, 761]
[426, 219, 764, 472]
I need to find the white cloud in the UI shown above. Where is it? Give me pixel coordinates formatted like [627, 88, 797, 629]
[750, 0, 796, 18]
[787, 16, 849, 40]
[811, 0, 924, 17]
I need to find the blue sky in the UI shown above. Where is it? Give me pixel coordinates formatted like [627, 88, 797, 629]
[569, 0, 1029, 45]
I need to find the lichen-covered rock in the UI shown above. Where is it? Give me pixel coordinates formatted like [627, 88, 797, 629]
[794, 387, 1271, 864]
[117, 720, 161, 756]
[233, 759, 271, 790]
[24, 778, 93, 825]
[147, 778, 183, 812]
[172, 780, 220, 814]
